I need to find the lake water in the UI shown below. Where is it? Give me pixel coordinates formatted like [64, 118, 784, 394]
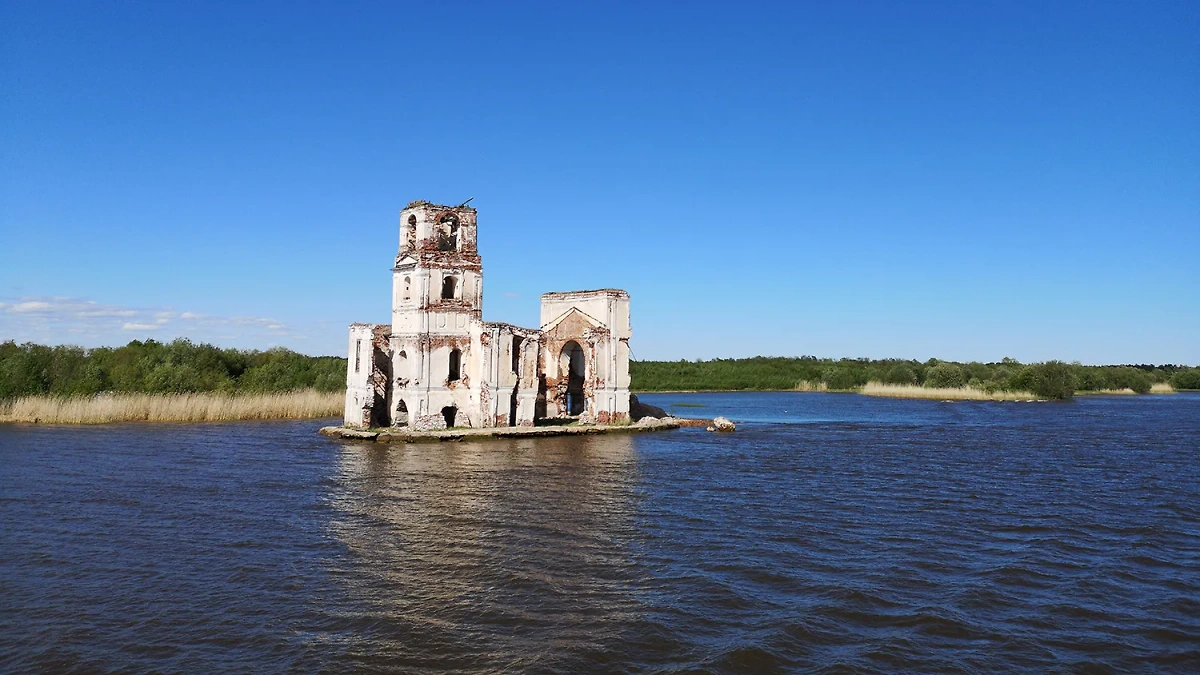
[2, 392, 1198, 673]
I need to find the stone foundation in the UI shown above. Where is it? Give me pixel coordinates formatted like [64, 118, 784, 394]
[320, 417, 681, 443]
[414, 414, 446, 431]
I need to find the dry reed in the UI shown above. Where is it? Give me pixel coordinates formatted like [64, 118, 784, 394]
[0, 390, 343, 424]
[860, 382, 1041, 401]
[1150, 383, 1175, 394]
[794, 380, 829, 392]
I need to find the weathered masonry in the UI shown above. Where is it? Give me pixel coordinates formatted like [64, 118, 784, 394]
[344, 201, 632, 430]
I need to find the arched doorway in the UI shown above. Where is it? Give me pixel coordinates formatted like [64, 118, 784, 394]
[560, 341, 586, 416]
[396, 400, 409, 427]
[442, 405, 458, 428]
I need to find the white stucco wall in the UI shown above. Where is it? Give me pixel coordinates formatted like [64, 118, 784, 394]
[343, 324, 379, 428]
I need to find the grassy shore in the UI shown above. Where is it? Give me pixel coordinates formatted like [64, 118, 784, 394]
[860, 382, 1041, 401]
[1076, 383, 1176, 396]
[0, 390, 342, 424]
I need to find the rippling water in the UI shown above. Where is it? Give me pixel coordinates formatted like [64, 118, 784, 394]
[2, 393, 1198, 673]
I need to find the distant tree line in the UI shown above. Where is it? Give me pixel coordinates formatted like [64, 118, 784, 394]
[630, 356, 1200, 399]
[4, 341, 1198, 402]
[0, 339, 346, 400]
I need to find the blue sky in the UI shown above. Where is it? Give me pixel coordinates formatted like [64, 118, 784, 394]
[2, 1, 1196, 364]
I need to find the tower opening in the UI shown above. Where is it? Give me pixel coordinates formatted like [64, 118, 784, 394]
[448, 348, 461, 382]
[441, 276, 457, 300]
[405, 215, 417, 250]
[438, 214, 459, 251]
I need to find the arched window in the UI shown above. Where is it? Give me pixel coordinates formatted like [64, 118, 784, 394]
[560, 341, 585, 415]
[405, 215, 417, 249]
[438, 214, 459, 251]
[441, 276, 457, 300]
[403, 276, 411, 300]
[448, 348, 461, 382]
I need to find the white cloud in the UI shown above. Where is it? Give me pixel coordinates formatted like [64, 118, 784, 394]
[77, 309, 138, 317]
[9, 301, 51, 313]
[0, 295, 316, 352]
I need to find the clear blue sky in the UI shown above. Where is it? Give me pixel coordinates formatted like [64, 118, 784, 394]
[2, 1, 1197, 364]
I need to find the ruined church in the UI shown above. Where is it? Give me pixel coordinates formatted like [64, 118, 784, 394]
[344, 201, 632, 430]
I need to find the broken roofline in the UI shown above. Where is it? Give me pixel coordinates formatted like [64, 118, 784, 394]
[403, 200, 477, 212]
[541, 289, 630, 299]
[482, 320, 541, 335]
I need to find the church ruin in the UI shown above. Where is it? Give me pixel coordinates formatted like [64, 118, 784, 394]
[343, 201, 632, 430]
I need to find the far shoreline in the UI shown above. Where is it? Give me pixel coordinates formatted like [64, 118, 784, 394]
[1, 386, 1189, 426]
[638, 385, 1183, 397]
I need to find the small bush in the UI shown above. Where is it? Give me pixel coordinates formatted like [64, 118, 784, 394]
[884, 364, 918, 385]
[1025, 361, 1076, 399]
[822, 368, 860, 390]
[1171, 369, 1200, 390]
[924, 363, 966, 388]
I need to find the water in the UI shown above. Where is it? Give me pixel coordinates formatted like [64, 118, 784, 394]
[2, 393, 1198, 673]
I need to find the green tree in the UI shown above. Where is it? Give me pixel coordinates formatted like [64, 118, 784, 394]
[924, 363, 967, 388]
[884, 364, 918, 384]
[1025, 361, 1076, 399]
[1110, 367, 1151, 394]
[1171, 369, 1200, 390]
[0, 339, 349, 399]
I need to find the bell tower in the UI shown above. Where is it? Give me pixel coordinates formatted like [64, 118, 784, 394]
[389, 201, 483, 427]
[391, 201, 482, 332]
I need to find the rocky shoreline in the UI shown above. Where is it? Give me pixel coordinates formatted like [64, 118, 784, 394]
[319, 416, 692, 443]
[319, 393, 735, 443]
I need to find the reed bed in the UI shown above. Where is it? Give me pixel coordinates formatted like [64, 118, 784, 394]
[860, 382, 1041, 401]
[1076, 384, 1175, 395]
[794, 380, 829, 392]
[0, 390, 343, 424]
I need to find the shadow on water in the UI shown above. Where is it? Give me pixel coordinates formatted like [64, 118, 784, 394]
[322, 435, 654, 672]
